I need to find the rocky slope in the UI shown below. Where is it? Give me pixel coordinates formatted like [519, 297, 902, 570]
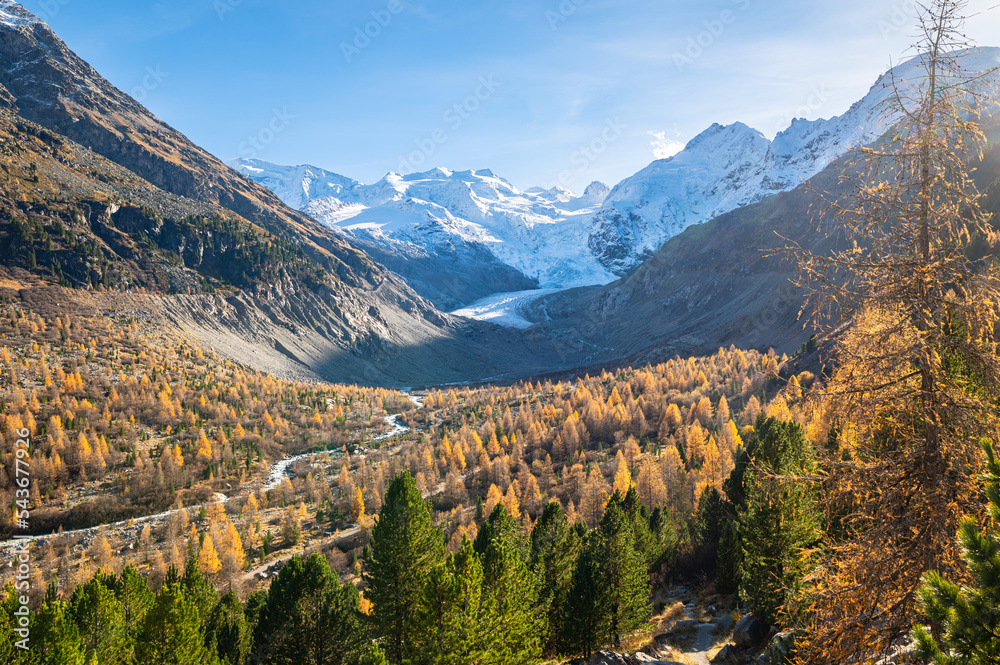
[526, 110, 1000, 366]
[0, 1, 565, 386]
[0, 0, 385, 286]
[587, 47, 1000, 275]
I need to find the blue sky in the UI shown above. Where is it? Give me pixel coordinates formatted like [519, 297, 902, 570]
[21, 0, 1000, 193]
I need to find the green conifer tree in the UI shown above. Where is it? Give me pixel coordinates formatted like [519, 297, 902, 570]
[363, 471, 444, 665]
[252, 552, 367, 664]
[694, 487, 727, 551]
[474, 504, 542, 665]
[243, 589, 267, 637]
[205, 590, 251, 665]
[738, 416, 820, 625]
[113, 565, 154, 633]
[137, 583, 220, 665]
[562, 493, 651, 657]
[715, 517, 743, 595]
[181, 555, 219, 626]
[648, 505, 678, 572]
[598, 492, 651, 648]
[68, 575, 130, 665]
[530, 501, 577, 657]
[405, 537, 486, 665]
[0, 585, 19, 663]
[622, 487, 658, 569]
[563, 531, 608, 659]
[913, 441, 1000, 664]
[29, 599, 87, 665]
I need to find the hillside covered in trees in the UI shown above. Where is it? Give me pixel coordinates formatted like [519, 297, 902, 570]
[4, 1, 1000, 664]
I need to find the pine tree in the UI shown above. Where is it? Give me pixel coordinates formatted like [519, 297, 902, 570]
[563, 493, 651, 658]
[205, 590, 251, 665]
[648, 505, 678, 571]
[115, 565, 154, 631]
[29, 599, 87, 665]
[252, 553, 367, 665]
[181, 557, 219, 626]
[405, 537, 487, 665]
[693, 487, 727, 552]
[913, 441, 1000, 664]
[715, 517, 743, 595]
[474, 504, 542, 664]
[597, 492, 651, 648]
[621, 487, 657, 570]
[563, 532, 608, 660]
[530, 502, 577, 656]
[737, 416, 820, 625]
[364, 471, 445, 665]
[137, 583, 219, 665]
[68, 575, 129, 664]
[0, 585, 18, 663]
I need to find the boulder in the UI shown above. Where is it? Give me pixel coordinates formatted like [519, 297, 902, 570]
[672, 619, 701, 631]
[654, 632, 676, 645]
[765, 629, 797, 665]
[588, 650, 630, 665]
[711, 644, 741, 663]
[587, 650, 685, 665]
[713, 614, 735, 634]
[733, 613, 768, 648]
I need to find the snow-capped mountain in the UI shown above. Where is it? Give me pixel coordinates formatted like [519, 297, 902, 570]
[589, 47, 1000, 274]
[236, 48, 1000, 308]
[0, 0, 41, 28]
[232, 160, 616, 308]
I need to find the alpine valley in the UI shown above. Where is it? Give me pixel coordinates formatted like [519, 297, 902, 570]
[5, 2, 1000, 665]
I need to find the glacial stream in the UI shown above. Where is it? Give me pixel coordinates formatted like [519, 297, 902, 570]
[1, 393, 423, 552]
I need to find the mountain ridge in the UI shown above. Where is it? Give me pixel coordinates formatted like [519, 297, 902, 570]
[588, 46, 1000, 274]
[238, 48, 1000, 297]
[232, 159, 616, 309]
[0, 0, 564, 386]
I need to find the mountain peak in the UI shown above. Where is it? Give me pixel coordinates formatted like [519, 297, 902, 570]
[583, 181, 610, 200]
[684, 121, 765, 152]
[0, 1, 41, 29]
[404, 167, 453, 180]
[587, 47, 1000, 276]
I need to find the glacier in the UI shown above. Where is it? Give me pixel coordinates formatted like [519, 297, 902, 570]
[232, 47, 1000, 321]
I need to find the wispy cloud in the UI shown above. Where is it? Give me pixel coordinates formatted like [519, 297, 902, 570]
[649, 131, 684, 160]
